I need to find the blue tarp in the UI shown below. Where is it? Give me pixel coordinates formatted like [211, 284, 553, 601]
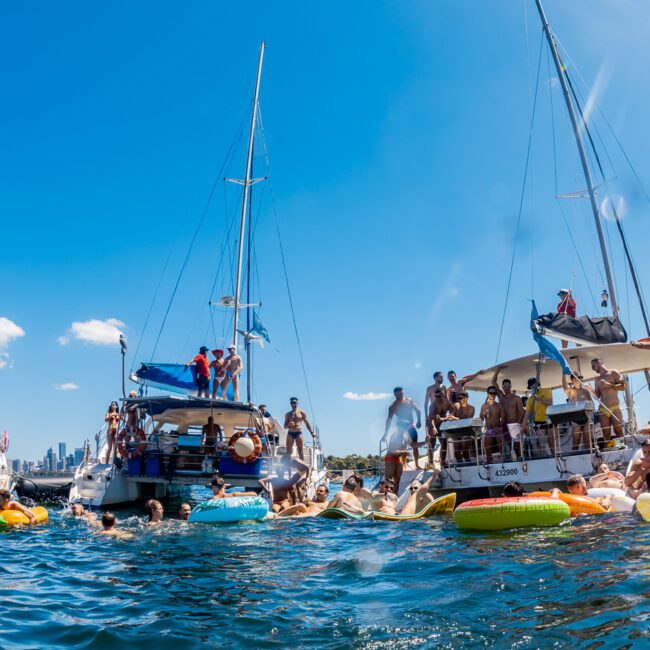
[133, 363, 235, 399]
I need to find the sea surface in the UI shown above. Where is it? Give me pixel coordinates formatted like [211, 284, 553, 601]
[2, 489, 650, 649]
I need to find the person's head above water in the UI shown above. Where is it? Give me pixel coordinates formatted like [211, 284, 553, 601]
[343, 476, 358, 493]
[102, 512, 116, 530]
[144, 499, 164, 522]
[178, 503, 191, 521]
[0, 489, 11, 507]
[502, 481, 526, 497]
[71, 503, 86, 517]
[566, 474, 588, 496]
[314, 485, 329, 502]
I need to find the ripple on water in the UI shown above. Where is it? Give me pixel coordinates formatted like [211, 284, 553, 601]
[2, 509, 650, 648]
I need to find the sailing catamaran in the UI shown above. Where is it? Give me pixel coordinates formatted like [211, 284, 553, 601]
[70, 43, 328, 508]
[388, 0, 650, 500]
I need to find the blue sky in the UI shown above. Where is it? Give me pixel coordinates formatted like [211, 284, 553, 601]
[2, 1, 650, 461]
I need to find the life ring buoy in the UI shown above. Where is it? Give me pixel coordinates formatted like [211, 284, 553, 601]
[228, 431, 262, 464]
[116, 427, 147, 459]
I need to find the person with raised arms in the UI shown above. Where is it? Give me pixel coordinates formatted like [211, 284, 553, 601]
[590, 357, 626, 444]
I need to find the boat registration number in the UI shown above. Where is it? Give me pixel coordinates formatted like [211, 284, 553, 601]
[494, 468, 518, 477]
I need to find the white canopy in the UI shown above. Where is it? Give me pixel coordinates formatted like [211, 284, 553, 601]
[464, 343, 650, 393]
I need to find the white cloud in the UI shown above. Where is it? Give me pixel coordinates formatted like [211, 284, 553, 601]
[343, 391, 392, 401]
[61, 318, 125, 346]
[0, 317, 25, 369]
[54, 382, 79, 391]
[414, 361, 422, 369]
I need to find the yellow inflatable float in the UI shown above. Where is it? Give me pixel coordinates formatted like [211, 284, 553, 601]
[373, 493, 456, 521]
[0, 506, 49, 526]
[636, 493, 650, 522]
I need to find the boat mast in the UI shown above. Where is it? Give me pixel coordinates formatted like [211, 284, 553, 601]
[534, 0, 618, 319]
[233, 42, 265, 352]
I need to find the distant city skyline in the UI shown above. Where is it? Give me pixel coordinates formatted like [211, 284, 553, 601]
[7, 441, 85, 474]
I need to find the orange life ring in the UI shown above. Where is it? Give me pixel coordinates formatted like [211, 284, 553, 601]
[228, 431, 263, 464]
[116, 427, 147, 459]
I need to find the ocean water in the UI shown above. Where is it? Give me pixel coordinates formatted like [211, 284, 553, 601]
[2, 494, 650, 649]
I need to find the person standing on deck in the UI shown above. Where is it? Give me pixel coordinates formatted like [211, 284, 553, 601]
[384, 387, 423, 473]
[480, 386, 505, 464]
[185, 346, 211, 398]
[209, 349, 226, 399]
[446, 369, 484, 404]
[283, 397, 314, 461]
[590, 357, 626, 444]
[492, 368, 525, 460]
[557, 288, 577, 349]
[562, 374, 593, 451]
[522, 377, 554, 455]
[452, 391, 475, 462]
[222, 345, 243, 402]
[424, 372, 446, 419]
[104, 401, 121, 463]
[428, 388, 453, 468]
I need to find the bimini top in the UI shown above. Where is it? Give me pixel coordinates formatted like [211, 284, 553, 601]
[464, 342, 650, 393]
[122, 395, 259, 429]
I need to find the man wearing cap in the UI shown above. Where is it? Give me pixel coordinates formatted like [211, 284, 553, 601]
[557, 288, 577, 349]
[221, 344, 243, 402]
[210, 348, 226, 399]
[185, 346, 211, 398]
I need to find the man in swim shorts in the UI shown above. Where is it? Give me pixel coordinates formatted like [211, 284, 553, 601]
[561, 373, 594, 451]
[356, 478, 398, 515]
[283, 397, 314, 461]
[522, 377, 554, 456]
[424, 372, 446, 422]
[480, 386, 505, 464]
[451, 391, 475, 462]
[222, 345, 243, 402]
[446, 368, 484, 404]
[278, 484, 330, 517]
[590, 357, 626, 444]
[185, 346, 211, 398]
[428, 387, 453, 468]
[492, 367, 525, 460]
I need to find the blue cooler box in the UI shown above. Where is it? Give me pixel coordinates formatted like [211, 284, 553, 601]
[127, 457, 143, 476]
[219, 456, 264, 476]
[145, 455, 162, 477]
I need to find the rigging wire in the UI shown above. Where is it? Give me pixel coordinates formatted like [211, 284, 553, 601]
[494, 28, 544, 364]
[257, 107, 316, 422]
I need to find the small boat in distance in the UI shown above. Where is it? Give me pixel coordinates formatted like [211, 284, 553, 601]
[70, 43, 328, 508]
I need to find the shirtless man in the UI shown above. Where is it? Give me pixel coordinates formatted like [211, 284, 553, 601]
[480, 386, 505, 464]
[100, 512, 133, 539]
[283, 397, 314, 461]
[357, 478, 398, 515]
[552, 474, 612, 509]
[631, 340, 650, 350]
[446, 369, 484, 404]
[561, 373, 594, 451]
[202, 416, 222, 450]
[424, 372, 446, 420]
[492, 368, 525, 460]
[209, 348, 226, 399]
[326, 476, 366, 515]
[209, 475, 256, 500]
[259, 455, 309, 513]
[277, 484, 330, 517]
[590, 357, 625, 443]
[178, 503, 192, 521]
[0, 489, 37, 525]
[452, 390, 475, 462]
[624, 439, 650, 497]
[384, 387, 423, 486]
[222, 344, 243, 402]
[588, 462, 625, 490]
[71, 503, 98, 525]
[400, 473, 438, 516]
[428, 388, 453, 467]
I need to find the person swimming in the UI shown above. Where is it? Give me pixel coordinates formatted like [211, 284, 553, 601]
[144, 499, 164, 524]
[0, 489, 37, 525]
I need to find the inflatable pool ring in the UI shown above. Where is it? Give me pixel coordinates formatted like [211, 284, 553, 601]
[373, 493, 457, 521]
[188, 495, 269, 523]
[529, 491, 606, 516]
[587, 487, 626, 499]
[116, 427, 147, 459]
[317, 508, 373, 520]
[611, 494, 635, 513]
[453, 497, 570, 531]
[0, 506, 49, 527]
[228, 431, 263, 464]
[636, 493, 650, 521]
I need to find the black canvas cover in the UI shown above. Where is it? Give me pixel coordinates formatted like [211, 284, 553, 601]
[535, 312, 627, 345]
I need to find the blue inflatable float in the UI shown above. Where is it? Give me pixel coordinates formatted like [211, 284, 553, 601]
[188, 495, 269, 523]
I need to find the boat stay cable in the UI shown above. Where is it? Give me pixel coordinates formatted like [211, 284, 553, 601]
[494, 32, 544, 364]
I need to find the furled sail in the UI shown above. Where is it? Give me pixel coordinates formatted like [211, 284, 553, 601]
[132, 363, 197, 394]
[533, 312, 627, 345]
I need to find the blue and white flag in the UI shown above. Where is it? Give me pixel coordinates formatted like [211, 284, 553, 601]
[530, 301, 572, 375]
[252, 311, 271, 343]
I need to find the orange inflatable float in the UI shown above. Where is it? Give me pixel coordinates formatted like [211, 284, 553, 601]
[529, 491, 606, 516]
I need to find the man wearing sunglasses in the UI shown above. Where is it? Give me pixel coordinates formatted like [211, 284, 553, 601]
[480, 386, 505, 464]
[357, 478, 398, 515]
[428, 387, 453, 468]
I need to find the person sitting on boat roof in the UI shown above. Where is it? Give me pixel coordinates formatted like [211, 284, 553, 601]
[185, 346, 211, 398]
[104, 400, 121, 464]
[446, 369, 484, 405]
[356, 477, 398, 515]
[590, 357, 626, 446]
[480, 386, 505, 464]
[0, 489, 37, 525]
[624, 439, 650, 498]
[258, 455, 309, 513]
[521, 378, 553, 457]
[202, 416, 222, 451]
[283, 397, 314, 461]
[588, 463, 625, 490]
[326, 476, 367, 515]
[210, 475, 257, 500]
[100, 512, 133, 539]
[428, 387, 453, 468]
[502, 481, 526, 497]
[492, 368, 525, 461]
[221, 345, 243, 402]
[277, 484, 330, 518]
[178, 503, 192, 521]
[209, 349, 227, 399]
[144, 499, 164, 525]
[561, 373, 593, 452]
[557, 288, 577, 349]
